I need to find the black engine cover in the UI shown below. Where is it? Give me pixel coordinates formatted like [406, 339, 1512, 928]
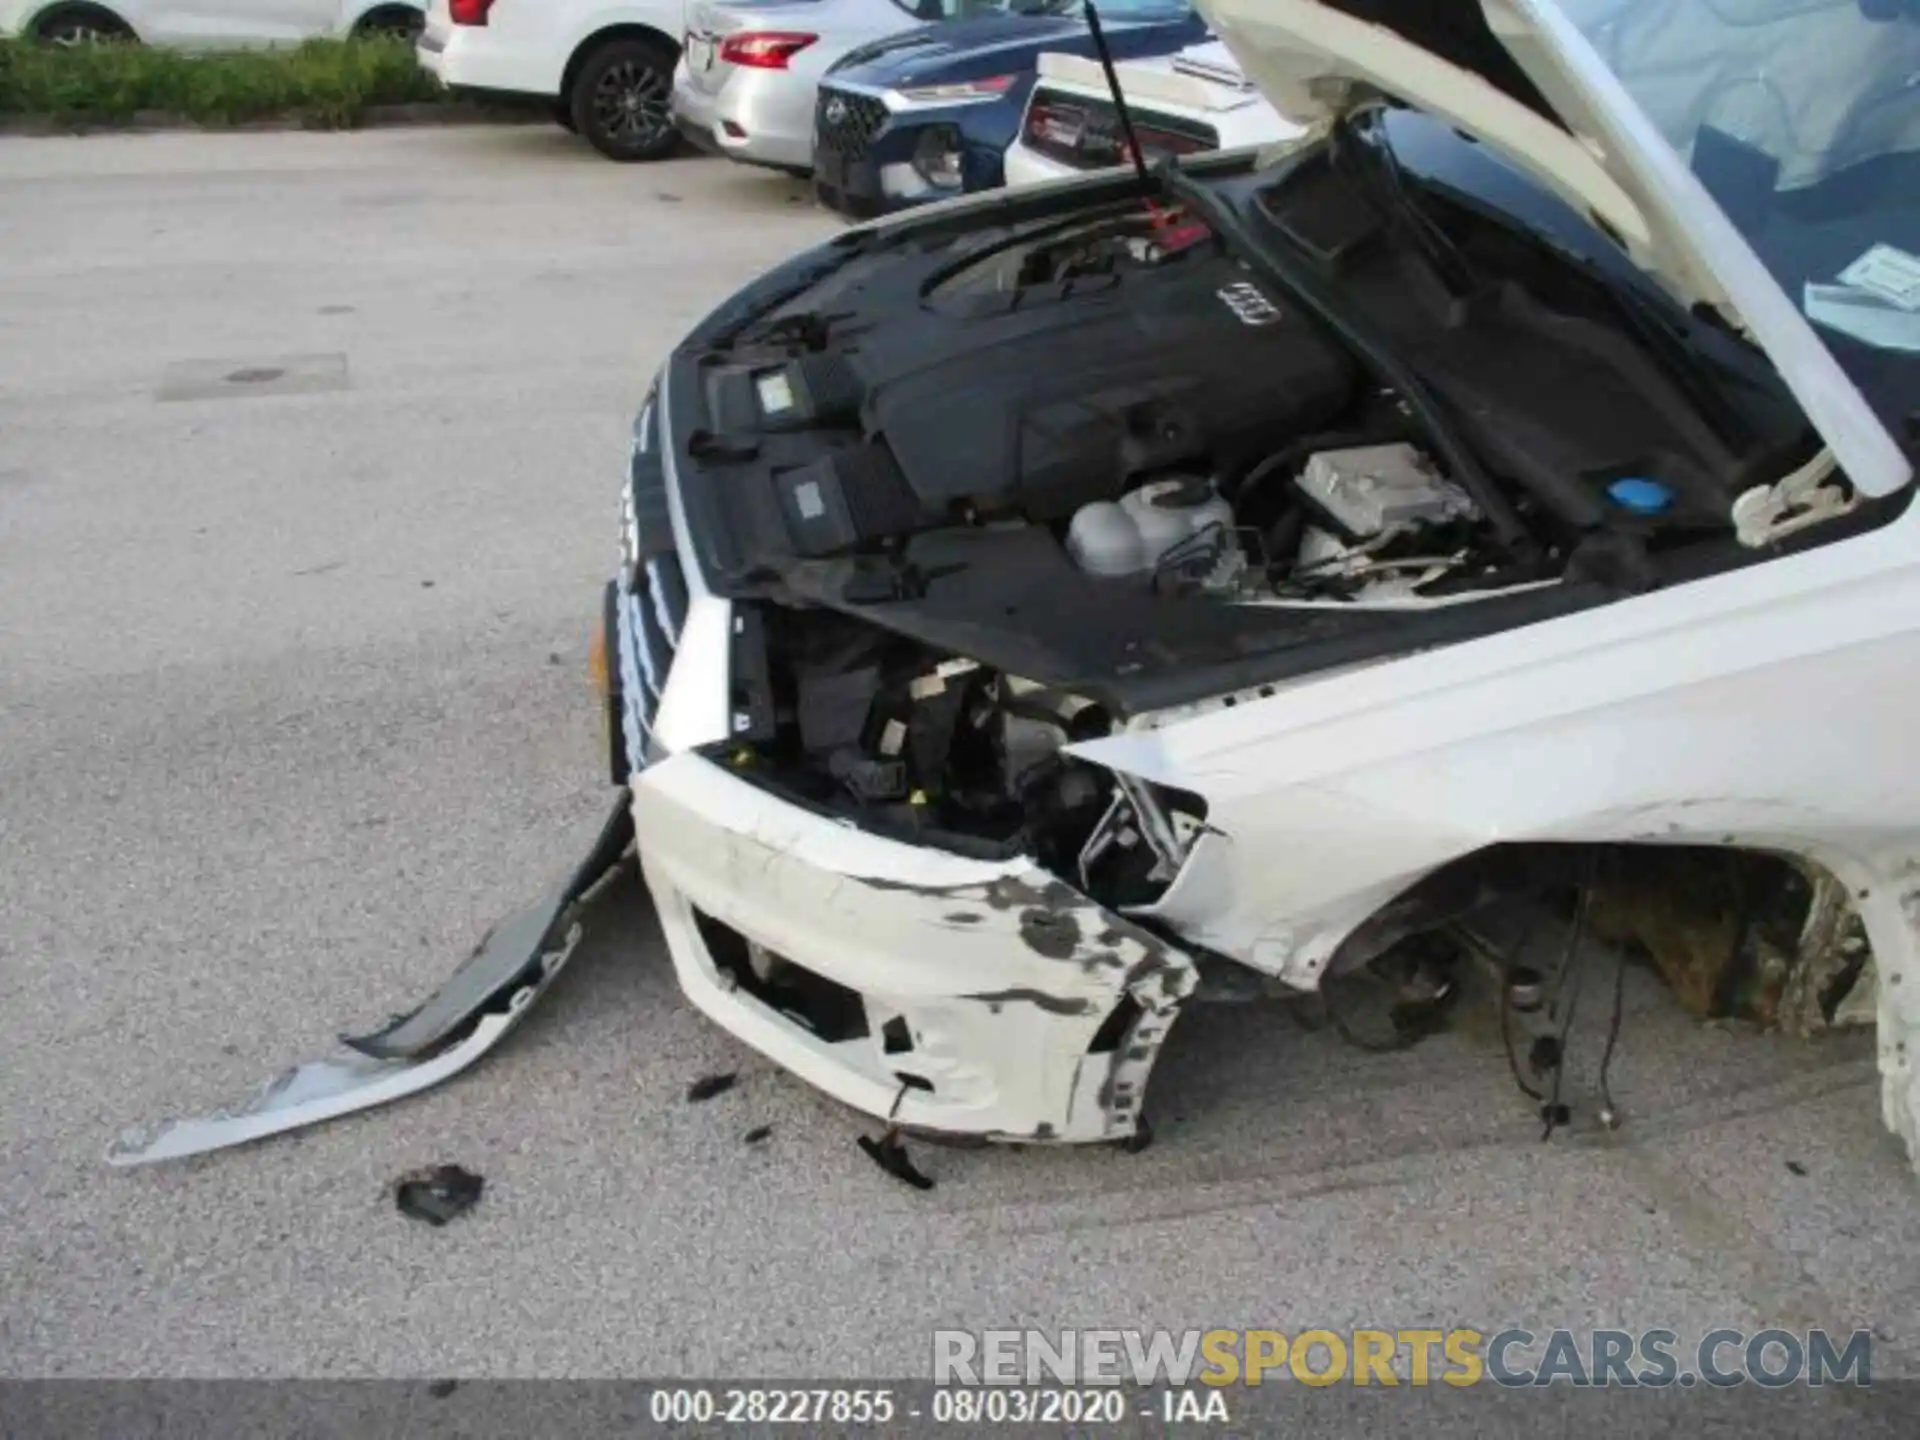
[699, 247, 1359, 560]
[868, 255, 1357, 521]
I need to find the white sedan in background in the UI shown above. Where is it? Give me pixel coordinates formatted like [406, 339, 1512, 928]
[1004, 39, 1296, 186]
[673, 0, 946, 177]
[418, 0, 695, 162]
[0, 0, 421, 45]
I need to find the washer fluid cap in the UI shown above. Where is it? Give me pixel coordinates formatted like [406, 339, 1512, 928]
[1607, 477, 1675, 515]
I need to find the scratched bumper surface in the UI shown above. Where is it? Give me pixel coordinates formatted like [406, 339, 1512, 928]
[631, 753, 1197, 1143]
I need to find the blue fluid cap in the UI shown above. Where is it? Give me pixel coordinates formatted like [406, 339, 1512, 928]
[1607, 477, 1674, 515]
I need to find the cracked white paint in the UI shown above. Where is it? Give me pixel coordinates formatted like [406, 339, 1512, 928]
[631, 754, 1194, 1143]
[1069, 505, 1920, 1168]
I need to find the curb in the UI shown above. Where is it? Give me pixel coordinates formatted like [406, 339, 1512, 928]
[0, 101, 547, 137]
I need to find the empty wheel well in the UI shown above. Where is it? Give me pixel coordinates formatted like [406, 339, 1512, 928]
[1324, 839, 1870, 1030]
[560, 24, 679, 100]
[31, 2, 134, 39]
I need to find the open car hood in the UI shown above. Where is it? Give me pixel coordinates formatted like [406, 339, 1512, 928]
[1197, 0, 1912, 497]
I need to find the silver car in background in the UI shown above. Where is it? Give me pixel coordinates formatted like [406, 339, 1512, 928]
[672, 0, 984, 175]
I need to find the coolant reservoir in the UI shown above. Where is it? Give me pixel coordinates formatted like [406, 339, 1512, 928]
[1068, 478, 1234, 579]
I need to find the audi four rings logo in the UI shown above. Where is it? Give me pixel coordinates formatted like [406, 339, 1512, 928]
[824, 97, 848, 125]
[1217, 281, 1282, 326]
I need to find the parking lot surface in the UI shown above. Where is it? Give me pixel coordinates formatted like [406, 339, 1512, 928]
[2, 128, 1917, 1388]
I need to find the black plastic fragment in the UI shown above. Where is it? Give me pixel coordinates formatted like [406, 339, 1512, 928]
[744, 1125, 774, 1145]
[1786, 1159, 1809, 1176]
[859, 1130, 934, 1190]
[394, 1165, 484, 1227]
[687, 1072, 738, 1103]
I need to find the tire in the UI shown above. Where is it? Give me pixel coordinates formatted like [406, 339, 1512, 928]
[353, 7, 424, 41]
[569, 36, 679, 163]
[34, 3, 134, 44]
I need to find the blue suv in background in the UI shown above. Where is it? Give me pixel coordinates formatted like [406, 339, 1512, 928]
[812, 0, 1207, 217]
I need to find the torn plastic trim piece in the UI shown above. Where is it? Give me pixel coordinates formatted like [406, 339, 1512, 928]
[106, 935, 580, 1167]
[859, 1128, 936, 1190]
[1112, 772, 1191, 884]
[345, 794, 635, 1061]
[106, 792, 635, 1167]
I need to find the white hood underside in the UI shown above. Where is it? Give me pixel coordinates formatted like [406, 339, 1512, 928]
[1197, 0, 1912, 498]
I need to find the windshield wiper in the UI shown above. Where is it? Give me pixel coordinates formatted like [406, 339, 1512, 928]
[1156, 162, 1533, 557]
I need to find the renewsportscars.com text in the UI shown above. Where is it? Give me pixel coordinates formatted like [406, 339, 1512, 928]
[932, 1327, 1873, 1387]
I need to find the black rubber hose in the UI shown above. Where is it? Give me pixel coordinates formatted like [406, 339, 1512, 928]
[1229, 429, 1402, 508]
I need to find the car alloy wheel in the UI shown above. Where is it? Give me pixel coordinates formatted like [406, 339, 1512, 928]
[592, 59, 671, 152]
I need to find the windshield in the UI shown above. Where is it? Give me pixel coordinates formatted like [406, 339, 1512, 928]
[887, 0, 1187, 19]
[1560, 0, 1920, 432]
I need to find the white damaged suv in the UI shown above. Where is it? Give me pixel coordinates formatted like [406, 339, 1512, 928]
[107, 0, 1920, 1172]
[606, 0, 1920, 1156]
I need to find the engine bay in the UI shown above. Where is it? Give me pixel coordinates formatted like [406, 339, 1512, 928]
[664, 129, 1848, 880]
[677, 143, 1826, 635]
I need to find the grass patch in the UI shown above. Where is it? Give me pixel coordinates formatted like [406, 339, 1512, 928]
[0, 35, 451, 129]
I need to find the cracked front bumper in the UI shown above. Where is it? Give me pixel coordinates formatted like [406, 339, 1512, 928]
[615, 362, 1194, 1144]
[630, 752, 1196, 1143]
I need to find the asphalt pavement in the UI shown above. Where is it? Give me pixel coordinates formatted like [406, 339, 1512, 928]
[2, 127, 1917, 1390]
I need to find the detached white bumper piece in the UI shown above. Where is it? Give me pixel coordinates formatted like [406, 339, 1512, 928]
[108, 795, 634, 1166]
